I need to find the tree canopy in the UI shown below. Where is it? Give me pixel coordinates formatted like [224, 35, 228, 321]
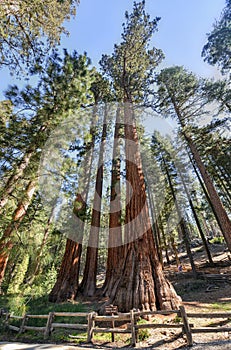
[0, 0, 79, 73]
[202, 0, 231, 74]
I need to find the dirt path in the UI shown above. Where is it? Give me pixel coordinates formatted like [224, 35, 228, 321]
[0, 343, 96, 350]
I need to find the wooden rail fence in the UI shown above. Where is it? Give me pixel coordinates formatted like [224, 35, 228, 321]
[1, 306, 231, 347]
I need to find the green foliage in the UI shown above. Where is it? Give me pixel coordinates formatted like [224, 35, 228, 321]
[0, 294, 88, 342]
[100, 0, 164, 102]
[202, 0, 231, 74]
[0, 49, 94, 221]
[211, 302, 231, 311]
[23, 265, 58, 297]
[173, 315, 181, 324]
[156, 65, 203, 123]
[2, 295, 28, 316]
[7, 254, 30, 294]
[137, 318, 151, 341]
[0, 294, 87, 317]
[0, 0, 79, 73]
[209, 236, 225, 244]
[202, 79, 231, 113]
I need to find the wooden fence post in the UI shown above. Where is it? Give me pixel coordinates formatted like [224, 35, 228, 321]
[87, 312, 95, 343]
[19, 314, 27, 334]
[44, 312, 54, 339]
[179, 306, 193, 346]
[4, 312, 10, 331]
[130, 309, 136, 347]
[105, 305, 118, 342]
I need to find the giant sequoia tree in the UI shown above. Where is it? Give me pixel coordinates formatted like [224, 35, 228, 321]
[99, 1, 181, 311]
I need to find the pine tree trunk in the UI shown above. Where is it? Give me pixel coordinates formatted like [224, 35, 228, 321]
[172, 99, 231, 251]
[189, 151, 222, 230]
[80, 106, 108, 297]
[170, 235, 180, 267]
[104, 104, 181, 312]
[153, 192, 170, 265]
[162, 156, 197, 275]
[186, 135, 231, 251]
[0, 180, 36, 290]
[177, 166, 214, 265]
[0, 149, 34, 211]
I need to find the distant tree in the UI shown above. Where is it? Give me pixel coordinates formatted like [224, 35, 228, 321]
[156, 66, 231, 252]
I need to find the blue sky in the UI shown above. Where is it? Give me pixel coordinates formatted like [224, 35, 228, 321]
[0, 0, 225, 99]
[60, 0, 225, 76]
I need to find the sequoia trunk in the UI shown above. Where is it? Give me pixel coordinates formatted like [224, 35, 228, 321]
[105, 104, 181, 311]
[80, 105, 108, 297]
[103, 106, 123, 295]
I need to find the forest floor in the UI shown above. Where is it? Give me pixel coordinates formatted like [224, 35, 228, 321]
[0, 243, 231, 349]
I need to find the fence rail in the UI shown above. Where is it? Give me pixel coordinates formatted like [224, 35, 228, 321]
[1, 306, 231, 347]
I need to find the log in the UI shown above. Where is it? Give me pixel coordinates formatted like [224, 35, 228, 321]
[191, 327, 231, 333]
[134, 310, 179, 316]
[52, 323, 88, 330]
[24, 326, 46, 331]
[53, 312, 88, 317]
[93, 328, 131, 334]
[135, 323, 194, 329]
[19, 315, 27, 334]
[8, 325, 20, 331]
[187, 313, 231, 318]
[26, 314, 49, 319]
[94, 315, 130, 321]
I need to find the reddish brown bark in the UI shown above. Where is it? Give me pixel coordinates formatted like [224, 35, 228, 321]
[105, 104, 181, 312]
[0, 180, 36, 289]
[49, 238, 82, 302]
